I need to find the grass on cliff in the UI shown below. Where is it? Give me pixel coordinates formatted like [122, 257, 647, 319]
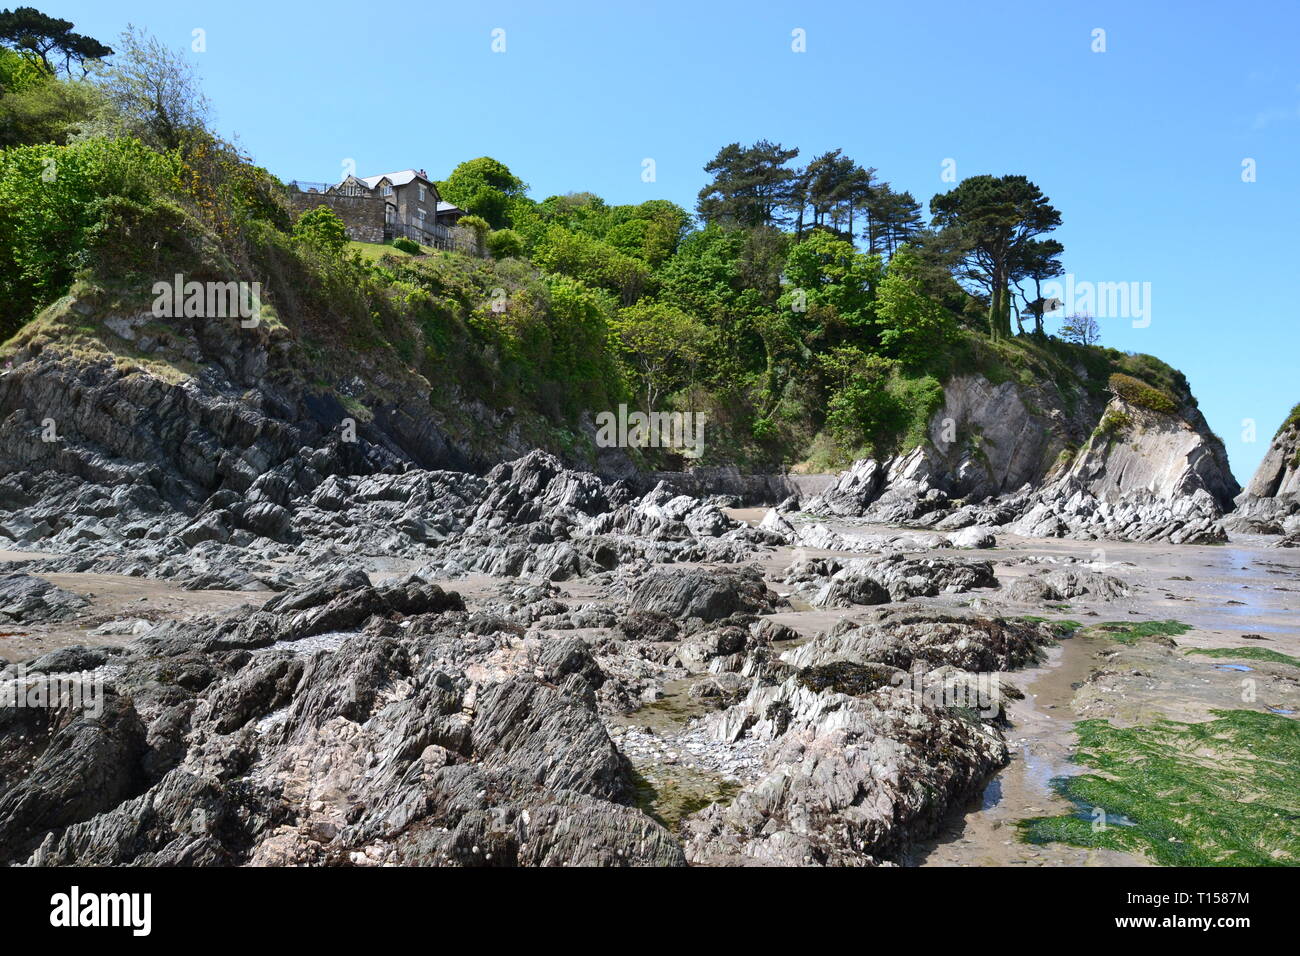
[346, 239, 434, 261]
[1186, 646, 1300, 669]
[1017, 710, 1300, 865]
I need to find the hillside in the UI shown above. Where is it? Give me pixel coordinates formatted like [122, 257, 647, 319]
[0, 43, 1238, 546]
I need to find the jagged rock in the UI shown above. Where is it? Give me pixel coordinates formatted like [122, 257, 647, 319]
[1225, 410, 1300, 535]
[6, 587, 684, 867]
[785, 554, 998, 608]
[3, 644, 125, 676]
[947, 526, 997, 549]
[682, 680, 1007, 866]
[0, 693, 149, 863]
[628, 566, 783, 622]
[782, 606, 1054, 674]
[0, 573, 88, 624]
[1004, 568, 1131, 603]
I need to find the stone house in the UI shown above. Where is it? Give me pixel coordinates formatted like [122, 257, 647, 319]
[288, 168, 467, 249]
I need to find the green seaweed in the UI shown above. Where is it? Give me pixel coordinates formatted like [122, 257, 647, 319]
[1186, 646, 1300, 669]
[1017, 710, 1300, 865]
[1084, 619, 1191, 645]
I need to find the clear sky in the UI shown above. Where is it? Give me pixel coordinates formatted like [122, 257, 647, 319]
[53, 0, 1300, 483]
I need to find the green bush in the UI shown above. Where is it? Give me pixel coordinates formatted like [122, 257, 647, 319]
[291, 205, 348, 254]
[1108, 372, 1177, 413]
[1095, 408, 1133, 440]
[485, 228, 524, 259]
[0, 137, 179, 339]
[391, 236, 420, 255]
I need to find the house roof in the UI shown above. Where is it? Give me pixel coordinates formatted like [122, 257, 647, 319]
[436, 201, 463, 214]
[358, 169, 432, 189]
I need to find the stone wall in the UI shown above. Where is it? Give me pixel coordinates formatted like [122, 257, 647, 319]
[287, 191, 386, 244]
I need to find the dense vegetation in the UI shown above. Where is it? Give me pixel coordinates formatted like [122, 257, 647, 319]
[0, 9, 1196, 469]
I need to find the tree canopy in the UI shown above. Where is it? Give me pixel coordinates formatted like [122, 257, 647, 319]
[0, 6, 111, 77]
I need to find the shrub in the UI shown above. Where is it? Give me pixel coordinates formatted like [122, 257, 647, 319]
[291, 204, 348, 254]
[1108, 372, 1177, 413]
[486, 228, 524, 259]
[1096, 409, 1133, 440]
[391, 236, 420, 255]
[0, 136, 178, 339]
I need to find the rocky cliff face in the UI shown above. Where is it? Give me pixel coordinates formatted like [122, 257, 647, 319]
[806, 374, 1239, 544]
[0, 287, 603, 518]
[0, 284, 1238, 551]
[1223, 408, 1300, 538]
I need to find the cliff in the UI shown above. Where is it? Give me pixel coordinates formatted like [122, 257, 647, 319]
[1223, 406, 1300, 537]
[805, 370, 1239, 544]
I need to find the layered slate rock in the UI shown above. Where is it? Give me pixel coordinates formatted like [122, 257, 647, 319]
[0, 573, 89, 624]
[681, 681, 1008, 866]
[1224, 408, 1300, 537]
[783, 553, 998, 608]
[2, 572, 685, 867]
[803, 394, 1238, 544]
[628, 566, 784, 622]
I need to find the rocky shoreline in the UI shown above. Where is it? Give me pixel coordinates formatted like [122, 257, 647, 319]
[1, 441, 1293, 867]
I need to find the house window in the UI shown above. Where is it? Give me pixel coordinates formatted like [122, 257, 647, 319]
[418, 185, 426, 202]
[417, 209, 426, 222]
[382, 185, 393, 196]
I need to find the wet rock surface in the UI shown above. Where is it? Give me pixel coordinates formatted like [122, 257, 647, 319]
[0, 428, 1289, 867]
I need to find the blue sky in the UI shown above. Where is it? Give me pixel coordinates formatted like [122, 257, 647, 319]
[55, 0, 1300, 482]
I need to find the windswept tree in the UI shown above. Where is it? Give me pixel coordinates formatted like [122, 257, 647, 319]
[1015, 237, 1065, 334]
[799, 149, 875, 236]
[1059, 312, 1100, 346]
[929, 174, 1062, 339]
[696, 140, 799, 229]
[0, 6, 111, 77]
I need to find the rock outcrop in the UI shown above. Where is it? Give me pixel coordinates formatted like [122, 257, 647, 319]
[1223, 407, 1300, 537]
[804, 376, 1239, 544]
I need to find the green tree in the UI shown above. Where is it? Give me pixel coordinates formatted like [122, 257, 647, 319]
[929, 174, 1062, 339]
[864, 185, 923, 257]
[1015, 237, 1065, 334]
[533, 225, 649, 304]
[697, 140, 800, 229]
[0, 136, 176, 338]
[85, 25, 209, 151]
[486, 227, 524, 259]
[800, 149, 875, 236]
[437, 156, 526, 229]
[781, 229, 881, 332]
[874, 246, 956, 367]
[611, 300, 712, 410]
[0, 6, 111, 76]
[0, 45, 105, 146]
